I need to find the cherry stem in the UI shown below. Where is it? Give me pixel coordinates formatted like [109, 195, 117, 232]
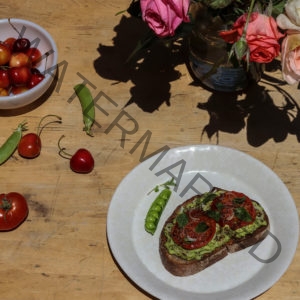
[8, 18, 21, 35]
[37, 114, 62, 137]
[44, 52, 49, 73]
[58, 135, 72, 160]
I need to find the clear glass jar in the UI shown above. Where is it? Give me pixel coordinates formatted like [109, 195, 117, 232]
[187, 4, 261, 92]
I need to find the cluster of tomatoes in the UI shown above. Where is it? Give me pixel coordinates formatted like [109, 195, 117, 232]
[0, 37, 44, 96]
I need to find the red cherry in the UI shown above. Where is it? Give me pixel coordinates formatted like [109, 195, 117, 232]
[0, 87, 9, 96]
[3, 37, 16, 51]
[70, 149, 95, 174]
[0, 69, 10, 89]
[9, 66, 31, 86]
[58, 135, 94, 174]
[11, 86, 29, 95]
[13, 38, 31, 53]
[18, 115, 62, 159]
[9, 52, 31, 68]
[0, 43, 11, 65]
[26, 48, 42, 67]
[18, 133, 42, 158]
[27, 72, 45, 89]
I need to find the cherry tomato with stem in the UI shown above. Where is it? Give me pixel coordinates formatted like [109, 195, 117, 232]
[0, 192, 29, 231]
[18, 114, 62, 158]
[58, 135, 94, 174]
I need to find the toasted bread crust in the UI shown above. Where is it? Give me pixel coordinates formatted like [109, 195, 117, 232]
[159, 188, 270, 276]
[226, 200, 270, 253]
[159, 229, 228, 276]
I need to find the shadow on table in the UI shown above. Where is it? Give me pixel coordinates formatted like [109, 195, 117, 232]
[197, 74, 300, 147]
[94, 15, 186, 113]
[94, 15, 300, 146]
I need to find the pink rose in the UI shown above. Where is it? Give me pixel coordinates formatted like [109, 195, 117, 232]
[140, 0, 190, 37]
[220, 12, 284, 63]
[281, 32, 300, 84]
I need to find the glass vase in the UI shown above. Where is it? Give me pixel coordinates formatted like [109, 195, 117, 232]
[187, 6, 261, 92]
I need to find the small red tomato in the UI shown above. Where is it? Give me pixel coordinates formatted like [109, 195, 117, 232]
[0, 69, 10, 89]
[70, 149, 94, 174]
[0, 192, 29, 231]
[18, 133, 42, 158]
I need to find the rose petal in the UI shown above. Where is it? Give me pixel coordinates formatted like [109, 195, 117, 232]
[285, 0, 300, 26]
[281, 34, 300, 84]
[277, 14, 300, 30]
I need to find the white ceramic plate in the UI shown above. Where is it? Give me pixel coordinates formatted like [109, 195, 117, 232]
[107, 145, 299, 300]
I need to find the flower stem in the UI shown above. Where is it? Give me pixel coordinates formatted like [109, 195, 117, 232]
[243, 0, 256, 36]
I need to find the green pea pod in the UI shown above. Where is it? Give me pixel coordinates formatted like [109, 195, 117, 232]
[73, 84, 95, 137]
[0, 122, 27, 165]
[145, 188, 172, 235]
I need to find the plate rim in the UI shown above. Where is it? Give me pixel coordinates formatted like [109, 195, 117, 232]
[107, 144, 299, 299]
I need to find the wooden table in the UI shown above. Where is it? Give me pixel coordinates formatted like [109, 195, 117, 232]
[0, 1, 299, 299]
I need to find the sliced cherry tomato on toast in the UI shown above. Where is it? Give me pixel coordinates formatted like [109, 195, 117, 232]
[0, 192, 29, 231]
[172, 214, 216, 250]
[210, 191, 256, 230]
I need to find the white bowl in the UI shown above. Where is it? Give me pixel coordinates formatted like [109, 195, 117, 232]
[0, 18, 58, 109]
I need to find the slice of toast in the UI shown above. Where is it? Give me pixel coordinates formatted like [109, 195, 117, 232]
[159, 188, 269, 276]
[226, 200, 270, 253]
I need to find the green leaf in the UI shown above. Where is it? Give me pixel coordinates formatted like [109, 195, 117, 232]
[203, 0, 235, 9]
[176, 213, 189, 228]
[233, 197, 246, 205]
[234, 207, 252, 222]
[216, 202, 224, 210]
[195, 222, 209, 233]
[206, 210, 220, 222]
[202, 193, 217, 205]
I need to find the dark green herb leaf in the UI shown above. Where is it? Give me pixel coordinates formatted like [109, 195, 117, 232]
[202, 193, 217, 205]
[206, 210, 220, 222]
[176, 213, 188, 228]
[233, 197, 246, 205]
[195, 222, 209, 233]
[234, 207, 252, 222]
[216, 202, 224, 210]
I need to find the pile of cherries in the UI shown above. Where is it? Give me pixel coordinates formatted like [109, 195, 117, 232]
[0, 37, 44, 96]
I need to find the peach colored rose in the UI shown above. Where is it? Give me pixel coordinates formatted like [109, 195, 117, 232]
[280, 32, 300, 84]
[220, 12, 284, 63]
[140, 0, 190, 37]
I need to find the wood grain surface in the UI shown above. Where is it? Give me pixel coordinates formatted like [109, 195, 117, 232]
[0, 1, 299, 299]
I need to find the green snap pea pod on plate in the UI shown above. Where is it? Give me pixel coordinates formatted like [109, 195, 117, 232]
[145, 188, 172, 235]
[73, 84, 95, 137]
[0, 121, 27, 165]
[144, 178, 176, 235]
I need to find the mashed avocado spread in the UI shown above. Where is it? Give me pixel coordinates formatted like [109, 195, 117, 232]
[163, 192, 267, 261]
